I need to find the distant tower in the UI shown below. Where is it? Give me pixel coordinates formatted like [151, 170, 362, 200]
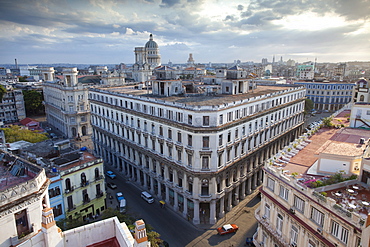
[187, 53, 195, 67]
[41, 67, 55, 81]
[280, 56, 283, 63]
[272, 55, 275, 64]
[63, 67, 78, 87]
[15, 58, 18, 69]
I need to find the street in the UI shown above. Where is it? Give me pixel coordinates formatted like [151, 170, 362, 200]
[105, 168, 260, 247]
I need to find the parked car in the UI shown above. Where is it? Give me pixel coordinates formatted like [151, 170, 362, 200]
[106, 171, 116, 179]
[217, 224, 239, 235]
[107, 182, 117, 189]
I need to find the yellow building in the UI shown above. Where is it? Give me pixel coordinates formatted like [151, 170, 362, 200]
[55, 151, 106, 220]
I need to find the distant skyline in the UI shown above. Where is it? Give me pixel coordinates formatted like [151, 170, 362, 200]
[0, 0, 369, 65]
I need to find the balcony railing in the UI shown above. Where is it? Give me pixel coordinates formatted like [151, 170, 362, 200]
[65, 187, 75, 194]
[80, 180, 89, 187]
[96, 192, 104, 198]
[68, 204, 76, 212]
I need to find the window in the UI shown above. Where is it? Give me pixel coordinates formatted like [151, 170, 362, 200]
[311, 207, 324, 226]
[331, 220, 349, 244]
[188, 114, 192, 124]
[218, 134, 223, 146]
[202, 136, 209, 148]
[276, 214, 283, 235]
[267, 177, 275, 191]
[203, 116, 209, 126]
[187, 153, 192, 167]
[290, 225, 298, 245]
[168, 129, 172, 139]
[202, 156, 209, 170]
[188, 134, 192, 146]
[293, 195, 305, 212]
[279, 185, 289, 201]
[177, 132, 182, 143]
[264, 203, 270, 221]
[219, 114, 223, 124]
[177, 150, 182, 161]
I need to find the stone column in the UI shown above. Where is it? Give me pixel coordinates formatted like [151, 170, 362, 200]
[157, 181, 161, 198]
[174, 192, 178, 211]
[209, 200, 216, 224]
[165, 186, 169, 202]
[258, 169, 263, 186]
[219, 197, 225, 218]
[193, 200, 200, 224]
[252, 173, 257, 190]
[183, 197, 188, 218]
[136, 168, 141, 185]
[240, 181, 246, 200]
[227, 192, 233, 211]
[247, 177, 252, 194]
[150, 177, 155, 194]
[143, 172, 147, 188]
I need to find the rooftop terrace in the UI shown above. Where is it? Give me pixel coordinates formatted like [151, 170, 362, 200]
[92, 84, 303, 107]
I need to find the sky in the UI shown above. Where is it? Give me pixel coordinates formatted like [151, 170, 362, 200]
[0, 0, 369, 65]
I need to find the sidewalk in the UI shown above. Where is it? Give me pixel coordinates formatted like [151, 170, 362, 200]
[196, 189, 261, 231]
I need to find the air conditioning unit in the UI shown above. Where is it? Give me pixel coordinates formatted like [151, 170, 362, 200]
[317, 228, 323, 234]
[289, 208, 296, 214]
[291, 243, 297, 247]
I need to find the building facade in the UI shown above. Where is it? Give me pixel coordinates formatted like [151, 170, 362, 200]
[90, 75, 305, 224]
[43, 67, 91, 138]
[295, 81, 355, 112]
[254, 113, 370, 247]
[0, 86, 26, 125]
[48, 151, 106, 220]
[0, 150, 50, 247]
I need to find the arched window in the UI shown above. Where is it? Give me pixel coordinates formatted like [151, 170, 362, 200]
[65, 178, 71, 191]
[94, 168, 99, 180]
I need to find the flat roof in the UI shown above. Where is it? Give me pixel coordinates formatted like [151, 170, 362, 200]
[94, 84, 302, 107]
[0, 151, 40, 192]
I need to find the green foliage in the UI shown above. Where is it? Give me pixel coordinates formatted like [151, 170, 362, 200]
[57, 213, 84, 231]
[18, 76, 28, 82]
[322, 117, 333, 127]
[147, 231, 163, 247]
[0, 85, 6, 102]
[23, 90, 45, 115]
[1, 125, 49, 143]
[304, 98, 314, 114]
[309, 172, 357, 188]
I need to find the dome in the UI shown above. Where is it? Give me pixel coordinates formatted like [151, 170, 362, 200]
[145, 34, 158, 49]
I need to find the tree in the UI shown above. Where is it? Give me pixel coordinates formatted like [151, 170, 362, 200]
[23, 90, 44, 115]
[1, 125, 49, 143]
[18, 76, 28, 82]
[304, 98, 314, 115]
[0, 85, 6, 102]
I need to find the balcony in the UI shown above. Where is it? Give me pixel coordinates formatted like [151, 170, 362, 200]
[83, 197, 91, 205]
[255, 208, 289, 246]
[94, 175, 104, 181]
[68, 204, 76, 212]
[96, 192, 104, 198]
[65, 187, 74, 194]
[80, 180, 89, 187]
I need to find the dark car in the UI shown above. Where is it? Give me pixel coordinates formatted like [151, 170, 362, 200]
[107, 182, 117, 189]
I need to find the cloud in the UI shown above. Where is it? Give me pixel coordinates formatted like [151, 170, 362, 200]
[0, 0, 368, 64]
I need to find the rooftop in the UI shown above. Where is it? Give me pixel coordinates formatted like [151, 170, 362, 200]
[94, 84, 303, 107]
[0, 151, 41, 192]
